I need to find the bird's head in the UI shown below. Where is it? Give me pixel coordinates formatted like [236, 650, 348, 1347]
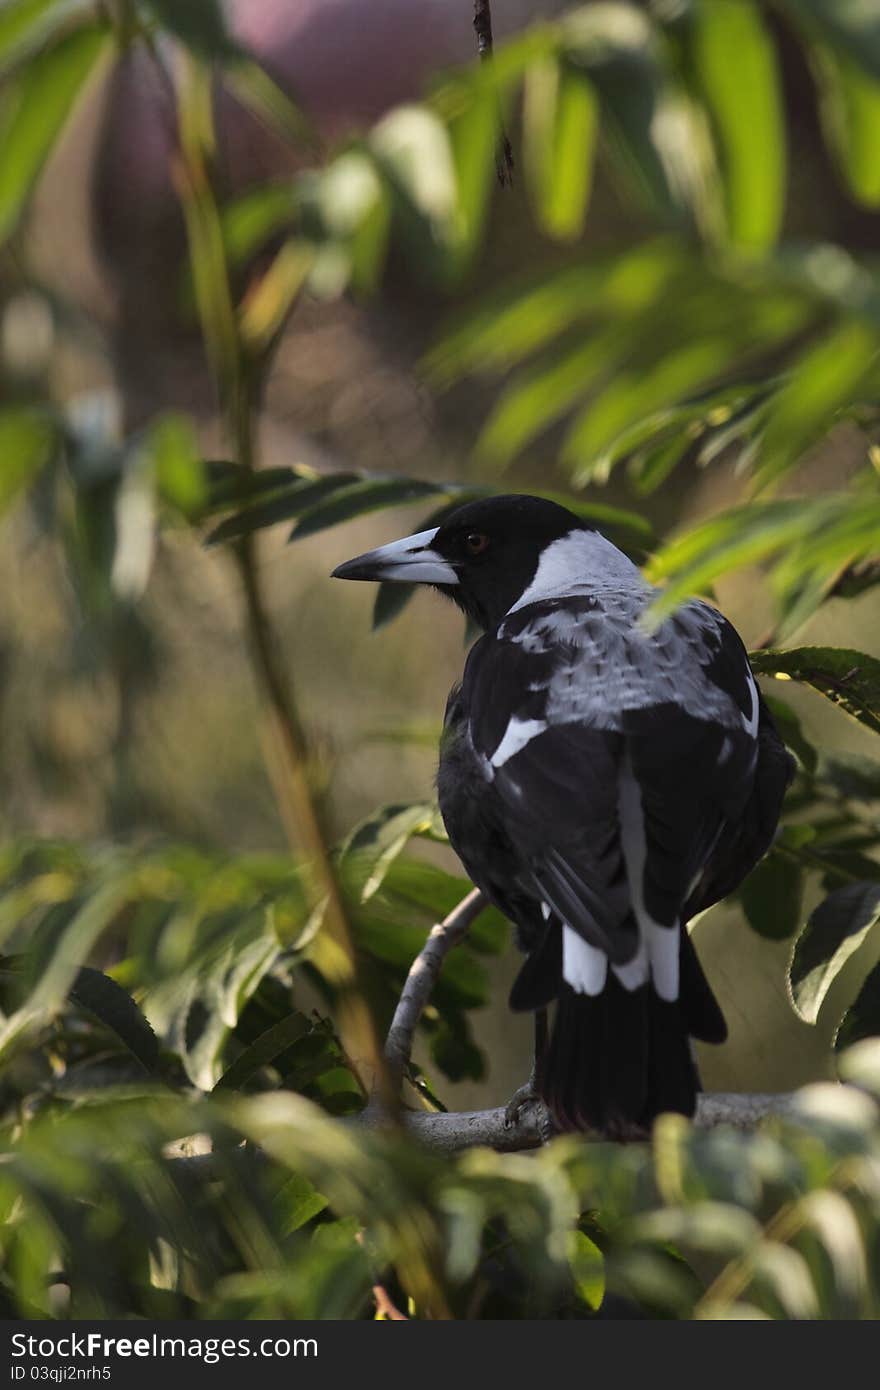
[331, 493, 640, 630]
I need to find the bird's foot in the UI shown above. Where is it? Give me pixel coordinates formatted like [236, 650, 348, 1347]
[504, 1080, 556, 1143]
[504, 1079, 539, 1129]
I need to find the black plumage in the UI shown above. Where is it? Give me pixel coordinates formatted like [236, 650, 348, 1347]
[333, 494, 794, 1137]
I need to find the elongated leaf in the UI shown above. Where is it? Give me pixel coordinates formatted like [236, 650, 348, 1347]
[149, 414, 207, 517]
[144, 0, 234, 58]
[524, 55, 598, 241]
[835, 958, 880, 1049]
[239, 239, 314, 352]
[205, 473, 359, 544]
[288, 477, 441, 543]
[790, 881, 880, 1024]
[815, 45, 880, 206]
[784, 0, 880, 84]
[273, 1172, 329, 1236]
[340, 802, 437, 903]
[222, 183, 298, 266]
[0, 406, 57, 509]
[648, 494, 879, 620]
[754, 321, 879, 488]
[0, 0, 76, 71]
[68, 966, 159, 1074]
[372, 580, 417, 631]
[750, 647, 880, 736]
[739, 853, 803, 941]
[213, 1010, 310, 1092]
[563, 6, 681, 218]
[691, 0, 785, 250]
[0, 21, 110, 243]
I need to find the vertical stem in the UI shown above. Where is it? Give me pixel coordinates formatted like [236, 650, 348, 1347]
[473, 0, 514, 185]
[165, 51, 393, 1111]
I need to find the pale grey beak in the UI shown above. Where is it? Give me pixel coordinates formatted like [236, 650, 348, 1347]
[331, 527, 459, 585]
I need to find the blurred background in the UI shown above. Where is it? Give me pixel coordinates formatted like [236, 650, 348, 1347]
[3, 0, 879, 1116]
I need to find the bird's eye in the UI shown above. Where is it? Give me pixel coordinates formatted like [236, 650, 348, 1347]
[465, 532, 490, 555]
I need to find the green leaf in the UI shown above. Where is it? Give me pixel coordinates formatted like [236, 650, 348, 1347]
[524, 55, 598, 241]
[753, 321, 879, 488]
[790, 881, 880, 1024]
[570, 1229, 605, 1310]
[68, 966, 159, 1074]
[783, 0, 880, 85]
[815, 45, 880, 206]
[222, 183, 297, 266]
[213, 1010, 311, 1092]
[222, 57, 313, 150]
[204, 473, 360, 545]
[143, 0, 235, 58]
[288, 477, 440, 543]
[750, 647, 880, 736]
[691, 0, 785, 250]
[739, 853, 804, 941]
[372, 580, 417, 630]
[148, 413, 207, 517]
[0, 406, 57, 509]
[835, 958, 880, 1049]
[0, 21, 110, 243]
[272, 1172, 329, 1236]
[648, 495, 880, 621]
[340, 802, 438, 903]
[563, 5, 681, 219]
[239, 239, 314, 352]
[0, 0, 76, 72]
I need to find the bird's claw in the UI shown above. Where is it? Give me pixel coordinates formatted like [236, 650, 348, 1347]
[504, 1079, 542, 1129]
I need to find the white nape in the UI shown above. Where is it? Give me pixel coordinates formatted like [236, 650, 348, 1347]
[617, 755, 680, 1002]
[490, 716, 547, 769]
[562, 926, 608, 996]
[508, 529, 648, 613]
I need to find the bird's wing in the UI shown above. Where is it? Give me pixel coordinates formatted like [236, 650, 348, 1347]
[461, 595, 767, 970]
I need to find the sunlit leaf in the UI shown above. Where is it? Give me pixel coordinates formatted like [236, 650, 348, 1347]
[751, 647, 880, 736]
[0, 406, 57, 509]
[815, 45, 880, 207]
[790, 881, 880, 1024]
[523, 55, 598, 241]
[0, 21, 110, 243]
[691, 0, 785, 250]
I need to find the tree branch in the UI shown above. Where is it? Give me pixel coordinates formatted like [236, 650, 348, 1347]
[385, 887, 486, 1086]
[360, 1092, 801, 1155]
[472, 1, 514, 186]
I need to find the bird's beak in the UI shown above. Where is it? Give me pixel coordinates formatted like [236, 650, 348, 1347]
[331, 527, 459, 585]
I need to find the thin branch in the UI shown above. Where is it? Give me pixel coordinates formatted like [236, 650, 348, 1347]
[168, 1091, 802, 1180]
[473, 1, 514, 186]
[360, 1092, 801, 1155]
[385, 888, 486, 1086]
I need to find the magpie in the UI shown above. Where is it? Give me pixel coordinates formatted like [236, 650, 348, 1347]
[332, 494, 794, 1137]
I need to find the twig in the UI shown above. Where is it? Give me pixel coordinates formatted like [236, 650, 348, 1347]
[385, 888, 486, 1086]
[473, 1, 514, 186]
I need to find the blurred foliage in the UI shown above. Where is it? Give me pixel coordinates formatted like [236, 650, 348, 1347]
[0, 0, 879, 1320]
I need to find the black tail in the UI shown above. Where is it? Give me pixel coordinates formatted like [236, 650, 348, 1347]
[511, 924, 726, 1139]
